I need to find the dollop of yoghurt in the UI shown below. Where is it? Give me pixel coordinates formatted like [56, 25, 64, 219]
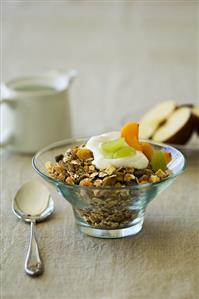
[86, 132, 148, 170]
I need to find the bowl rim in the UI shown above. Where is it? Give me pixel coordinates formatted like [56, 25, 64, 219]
[32, 138, 187, 190]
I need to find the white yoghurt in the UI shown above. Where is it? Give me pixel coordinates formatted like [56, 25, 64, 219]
[86, 132, 148, 170]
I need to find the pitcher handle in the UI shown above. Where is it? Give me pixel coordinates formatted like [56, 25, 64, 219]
[0, 83, 15, 148]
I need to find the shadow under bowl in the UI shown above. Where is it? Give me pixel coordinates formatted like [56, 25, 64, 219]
[32, 138, 186, 238]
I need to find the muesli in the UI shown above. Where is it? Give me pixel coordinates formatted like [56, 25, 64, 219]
[46, 122, 172, 229]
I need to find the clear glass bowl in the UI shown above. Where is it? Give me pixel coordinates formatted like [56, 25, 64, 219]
[32, 139, 186, 238]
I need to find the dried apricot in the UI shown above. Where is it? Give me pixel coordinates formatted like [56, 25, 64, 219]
[121, 122, 142, 151]
[142, 143, 153, 160]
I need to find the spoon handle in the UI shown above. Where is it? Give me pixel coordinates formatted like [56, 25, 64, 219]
[24, 221, 44, 276]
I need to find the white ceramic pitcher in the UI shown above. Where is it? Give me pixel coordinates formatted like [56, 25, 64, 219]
[0, 70, 77, 153]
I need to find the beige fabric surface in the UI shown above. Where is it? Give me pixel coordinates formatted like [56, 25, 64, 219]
[1, 2, 199, 299]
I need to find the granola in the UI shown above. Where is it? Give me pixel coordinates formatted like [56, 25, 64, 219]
[45, 122, 172, 230]
[46, 145, 170, 187]
[45, 144, 171, 229]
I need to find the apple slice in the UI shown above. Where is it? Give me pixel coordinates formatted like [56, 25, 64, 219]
[192, 106, 199, 135]
[101, 138, 125, 153]
[153, 107, 194, 144]
[151, 150, 167, 172]
[179, 103, 194, 108]
[139, 101, 176, 139]
[112, 146, 136, 158]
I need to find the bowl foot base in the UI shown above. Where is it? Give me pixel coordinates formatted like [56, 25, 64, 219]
[77, 218, 144, 238]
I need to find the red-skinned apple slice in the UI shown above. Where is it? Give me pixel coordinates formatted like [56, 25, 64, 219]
[139, 101, 176, 139]
[192, 106, 199, 135]
[178, 103, 194, 108]
[152, 107, 194, 144]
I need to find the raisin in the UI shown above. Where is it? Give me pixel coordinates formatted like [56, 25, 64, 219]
[55, 154, 64, 162]
[134, 169, 145, 178]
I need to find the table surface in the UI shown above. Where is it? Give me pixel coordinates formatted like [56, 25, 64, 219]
[1, 2, 199, 299]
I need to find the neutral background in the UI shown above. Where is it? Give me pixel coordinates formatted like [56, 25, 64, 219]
[1, 0, 198, 137]
[1, 1, 199, 299]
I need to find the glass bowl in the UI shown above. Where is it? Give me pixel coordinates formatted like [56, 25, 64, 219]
[32, 139, 186, 238]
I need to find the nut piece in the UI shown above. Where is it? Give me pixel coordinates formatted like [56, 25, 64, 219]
[99, 172, 108, 178]
[45, 161, 53, 170]
[102, 176, 117, 186]
[76, 148, 93, 160]
[124, 173, 135, 182]
[66, 177, 75, 185]
[155, 169, 167, 178]
[139, 174, 149, 183]
[89, 165, 96, 172]
[149, 175, 160, 183]
[105, 166, 116, 175]
[93, 179, 103, 187]
[79, 178, 93, 186]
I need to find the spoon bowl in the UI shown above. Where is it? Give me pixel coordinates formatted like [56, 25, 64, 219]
[13, 180, 54, 222]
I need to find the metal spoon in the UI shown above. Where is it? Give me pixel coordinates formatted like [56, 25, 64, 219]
[12, 180, 54, 277]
